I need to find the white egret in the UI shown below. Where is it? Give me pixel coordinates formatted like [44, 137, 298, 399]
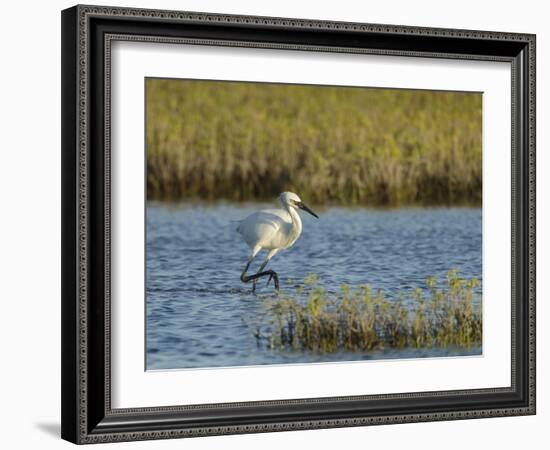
[237, 192, 319, 292]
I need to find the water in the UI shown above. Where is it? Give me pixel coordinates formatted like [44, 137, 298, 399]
[146, 203, 482, 370]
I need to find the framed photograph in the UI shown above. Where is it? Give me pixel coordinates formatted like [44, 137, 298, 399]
[61, 4, 536, 444]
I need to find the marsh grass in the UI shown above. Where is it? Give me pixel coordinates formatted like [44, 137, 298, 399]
[146, 79, 482, 206]
[252, 270, 481, 353]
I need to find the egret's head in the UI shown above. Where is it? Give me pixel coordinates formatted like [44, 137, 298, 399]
[279, 192, 319, 218]
[280, 192, 301, 206]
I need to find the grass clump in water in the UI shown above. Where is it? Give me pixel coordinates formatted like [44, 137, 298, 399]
[255, 270, 481, 353]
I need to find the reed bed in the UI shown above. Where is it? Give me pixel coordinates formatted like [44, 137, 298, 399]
[252, 270, 482, 353]
[146, 79, 482, 206]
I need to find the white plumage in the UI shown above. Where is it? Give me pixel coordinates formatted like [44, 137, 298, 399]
[237, 192, 318, 291]
[237, 208, 300, 250]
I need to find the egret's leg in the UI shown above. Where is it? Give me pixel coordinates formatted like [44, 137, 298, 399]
[240, 247, 260, 284]
[240, 248, 280, 292]
[252, 249, 279, 292]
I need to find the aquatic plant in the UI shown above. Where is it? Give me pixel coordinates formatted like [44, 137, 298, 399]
[252, 270, 482, 353]
[146, 79, 482, 206]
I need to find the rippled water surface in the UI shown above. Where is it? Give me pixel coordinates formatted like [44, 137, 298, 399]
[146, 203, 482, 370]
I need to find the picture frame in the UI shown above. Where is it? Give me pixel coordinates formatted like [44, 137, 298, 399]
[61, 4, 536, 444]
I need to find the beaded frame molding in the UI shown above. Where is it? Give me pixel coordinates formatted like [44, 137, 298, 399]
[61, 4, 536, 444]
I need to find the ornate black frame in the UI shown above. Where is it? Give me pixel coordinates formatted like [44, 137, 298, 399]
[61, 4, 536, 444]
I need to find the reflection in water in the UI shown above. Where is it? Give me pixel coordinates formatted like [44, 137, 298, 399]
[146, 203, 482, 370]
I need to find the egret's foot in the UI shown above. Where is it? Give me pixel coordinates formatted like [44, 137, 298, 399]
[241, 270, 279, 292]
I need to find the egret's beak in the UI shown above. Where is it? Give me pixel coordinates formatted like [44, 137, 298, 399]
[298, 202, 319, 218]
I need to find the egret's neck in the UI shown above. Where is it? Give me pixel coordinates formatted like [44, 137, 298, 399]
[285, 205, 303, 242]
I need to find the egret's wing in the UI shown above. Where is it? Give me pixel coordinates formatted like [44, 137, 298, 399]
[237, 210, 289, 249]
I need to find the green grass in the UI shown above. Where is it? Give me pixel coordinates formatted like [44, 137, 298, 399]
[251, 270, 482, 353]
[146, 79, 482, 206]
